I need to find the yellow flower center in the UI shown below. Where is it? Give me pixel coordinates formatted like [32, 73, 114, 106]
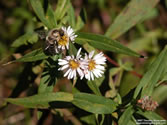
[88, 60, 96, 71]
[58, 35, 69, 46]
[69, 60, 79, 70]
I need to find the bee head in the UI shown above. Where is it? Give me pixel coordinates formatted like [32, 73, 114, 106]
[59, 29, 64, 36]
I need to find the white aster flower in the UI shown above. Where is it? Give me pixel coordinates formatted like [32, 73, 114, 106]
[58, 48, 85, 80]
[83, 51, 106, 80]
[57, 26, 77, 50]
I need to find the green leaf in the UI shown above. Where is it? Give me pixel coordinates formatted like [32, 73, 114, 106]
[80, 8, 87, 24]
[87, 80, 102, 96]
[73, 7, 86, 31]
[15, 49, 48, 62]
[38, 58, 59, 94]
[105, 0, 160, 39]
[13, 7, 33, 19]
[67, 3, 76, 28]
[158, 72, 167, 85]
[72, 93, 117, 114]
[69, 42, 77, 55]
[75, 32, 142, 57]
[12, 32, 38, 47]
[141, 8, 158, 21]
[80, 115, 96, 125]
[6, 92, 73, 108]
[55, 0, 70, 21]
[99, 114, 105, 125]
[75, 16, 84, 31]
[38, 71, 54, 94]
[136, 110, 164, 120]
[120, 73, 140, 97]
[153, 85, 167, 104]
[83, 43, 98, 54]
[30, 0, 52, 29]
[94, 76, 105, 87]
[37, 59, 58, 119]
[47, 5, 57, 28]
[127, 117, 136, 125]
[119, 61, 133, 71]
[128, 29, 162, 53]
[134, 46, 167, 99]
[107, 68, 120, 98]
[118, 106, 135, 125]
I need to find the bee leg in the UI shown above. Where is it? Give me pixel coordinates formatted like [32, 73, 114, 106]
[45, 45, 50, 50]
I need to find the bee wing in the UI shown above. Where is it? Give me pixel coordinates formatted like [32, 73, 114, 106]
[35, 27, 48, 40]
[37, 30, 48, 40]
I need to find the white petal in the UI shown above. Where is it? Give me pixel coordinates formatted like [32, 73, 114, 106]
[92, 70, 98, 78]
[85, 71, 90, 80]
[68, 71, 72, 79]
[64, 69, 71, 77]
[76, 48, 82, 58]
[58, 60, 68, 65]
[95, 65, 105, 70]
[80, 73, 84, 80]
[94, 69, 103, 77]
[90, 72, 94, 80]
[66, 56, 72, 60]
[93, 52, 104, 60]
[70, 70, 74, 79]
[95, 57, 106, 64]
[89, 51, 94, 59]
[61, 64, 69, 70]
[84, 53, 88, 60]
[62, 27, 66, 32]
[66, 42, 69, 49]
[73, 70, 77, 79]
[77, 68, 83, 77]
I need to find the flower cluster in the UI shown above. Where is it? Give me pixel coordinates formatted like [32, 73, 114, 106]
[137, 96, 158, 111]
[56, 26, 107, 80]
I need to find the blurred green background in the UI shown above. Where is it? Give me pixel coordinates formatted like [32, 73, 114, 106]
[0, 0, 167, 124]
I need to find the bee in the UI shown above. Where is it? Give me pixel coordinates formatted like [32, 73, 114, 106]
[36, 27, 65, 55]
[45, 28, 64, 55]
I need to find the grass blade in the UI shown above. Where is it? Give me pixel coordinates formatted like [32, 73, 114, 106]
[105, 0, 160, 39]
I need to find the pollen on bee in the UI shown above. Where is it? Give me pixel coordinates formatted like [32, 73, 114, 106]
[58, 35, 69, 46]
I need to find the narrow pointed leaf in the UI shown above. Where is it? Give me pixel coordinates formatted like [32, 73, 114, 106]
[87, 80, 102, 96]
[68, 2, 76, 28]
[72, 93, 117, 114]
[136, 110, 164, 120]
[118, 106, 135, 125]
[152, 85, 167, 104]
[55, 0, 70, 21]
[105, 0, 160, 39]
[15, 49, 48, 62]
[75, 32, 142, 57]
[47, 5, 57, 28]
[30, 0, 52, 29]
[75, 16, 84, 31]
[6, 92, 73, 108]
[134, 46, 167, 98]
[12, 32, 38, 47]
